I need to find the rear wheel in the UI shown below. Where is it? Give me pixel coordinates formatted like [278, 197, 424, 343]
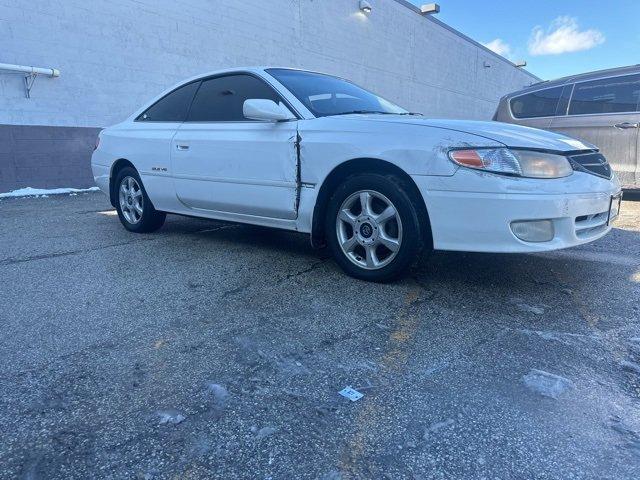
[325, 173, 425, 282]
[114, 167, 166, 233]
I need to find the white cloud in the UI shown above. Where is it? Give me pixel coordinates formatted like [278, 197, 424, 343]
[483, 38, 511, 57]
[528, 16, 605, 56]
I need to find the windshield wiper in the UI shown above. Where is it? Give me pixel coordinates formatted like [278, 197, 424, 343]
[326, 110, 423, 117]
[327, 110, 391, 116]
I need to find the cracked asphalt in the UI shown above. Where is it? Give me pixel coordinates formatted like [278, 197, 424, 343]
[1, 192, 639, 480]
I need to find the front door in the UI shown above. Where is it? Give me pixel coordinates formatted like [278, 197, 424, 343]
[549, 74, 640, 188]
[171, 74, 299, 220]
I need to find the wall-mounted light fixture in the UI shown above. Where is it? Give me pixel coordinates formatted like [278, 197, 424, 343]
[359, 0, 372, 14]
[515, 60, 527, 68]
[420, 3, 440, 14]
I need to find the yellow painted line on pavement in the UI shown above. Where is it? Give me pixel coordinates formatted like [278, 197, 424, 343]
[338, 286, 423, 477]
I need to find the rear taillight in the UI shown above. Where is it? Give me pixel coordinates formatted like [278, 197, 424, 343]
[94, 136, 101, 151]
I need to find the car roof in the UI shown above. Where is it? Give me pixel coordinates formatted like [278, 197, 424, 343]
[505, 64, 640, 98]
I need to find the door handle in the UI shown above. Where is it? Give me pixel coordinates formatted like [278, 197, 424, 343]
[613, 122, 639, 130]
[176, 144, 190, 151]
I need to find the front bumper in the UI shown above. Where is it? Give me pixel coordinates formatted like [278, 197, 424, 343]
[413, 170, 621, 253]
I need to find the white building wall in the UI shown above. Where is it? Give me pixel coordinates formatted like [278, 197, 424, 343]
[0, 0, 538, 128]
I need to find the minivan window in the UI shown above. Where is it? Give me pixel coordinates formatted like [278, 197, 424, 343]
[510, 86, 564, 119]
[555, 85, 573, 116]
[137, 81, 200, 122]
[187, 74, 282, 122]
[569, 74, 640, 115]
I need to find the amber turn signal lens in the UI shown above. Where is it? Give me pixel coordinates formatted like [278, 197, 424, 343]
[449, 149, 484, 168]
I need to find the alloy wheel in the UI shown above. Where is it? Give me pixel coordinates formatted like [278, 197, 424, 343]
[118, 176, 144, 224]
[336, 190, 403, 270]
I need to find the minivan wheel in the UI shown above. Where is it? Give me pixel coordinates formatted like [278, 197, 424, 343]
[114, 167, 166, 233]
[325, 173, 424, 282]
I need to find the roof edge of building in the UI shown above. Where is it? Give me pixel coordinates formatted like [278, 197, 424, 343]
[390, 0, 541, 82]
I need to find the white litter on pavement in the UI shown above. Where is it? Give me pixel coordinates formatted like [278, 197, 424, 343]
[522, 369, 574, 399]
[0, 186, 100, 198]
[338, 386, 364, 402]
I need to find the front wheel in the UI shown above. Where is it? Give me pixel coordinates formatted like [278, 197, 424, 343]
[114, 167, 166, 233]
[325, 173, 426, 282]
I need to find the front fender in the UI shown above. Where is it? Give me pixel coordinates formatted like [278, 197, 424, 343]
[297, 117, 503, 187]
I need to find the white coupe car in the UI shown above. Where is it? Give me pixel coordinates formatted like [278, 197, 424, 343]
[92, 67, 622, 282]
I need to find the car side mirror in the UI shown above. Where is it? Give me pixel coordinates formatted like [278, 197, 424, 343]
[243, 99, 295, 122]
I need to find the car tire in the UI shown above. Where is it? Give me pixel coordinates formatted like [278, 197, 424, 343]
[325, 173, 426, 282]
[114, 167, 166, 233]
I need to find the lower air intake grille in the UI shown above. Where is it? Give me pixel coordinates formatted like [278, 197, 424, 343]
[568, 152, 612, 179]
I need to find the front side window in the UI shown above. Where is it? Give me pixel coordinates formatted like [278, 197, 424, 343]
[187, 74, 282, 122]
[267, 68, 407, 117]
[569, 74, 640, 115]
[510, 86, 563, 119]
[137, 81, 200, 122]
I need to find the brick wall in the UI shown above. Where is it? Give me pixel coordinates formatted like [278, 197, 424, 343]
[0, 0, 537, 128]
[0, 0, 538, 190]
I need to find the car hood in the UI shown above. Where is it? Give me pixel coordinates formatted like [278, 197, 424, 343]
[343, 115, 597, 152]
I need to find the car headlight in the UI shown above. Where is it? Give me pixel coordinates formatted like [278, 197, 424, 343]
[448, 148, 573, 179]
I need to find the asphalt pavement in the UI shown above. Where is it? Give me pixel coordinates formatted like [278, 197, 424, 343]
[1, 192, 639, 479]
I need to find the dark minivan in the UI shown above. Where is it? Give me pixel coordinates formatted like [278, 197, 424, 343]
[494, 65, 640, 189]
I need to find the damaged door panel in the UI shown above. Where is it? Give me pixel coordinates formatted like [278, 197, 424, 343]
[294, 130, 303, 214]
[171, 121, 299, 220]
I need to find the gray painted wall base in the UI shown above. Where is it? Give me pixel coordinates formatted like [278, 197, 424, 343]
[0, 125, 99, 193]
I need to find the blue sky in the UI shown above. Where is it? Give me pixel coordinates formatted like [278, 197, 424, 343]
[408, 0, 640, 80]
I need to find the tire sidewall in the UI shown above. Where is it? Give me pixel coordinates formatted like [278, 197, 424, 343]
[114, 167, 162, 233]
[325, 173, 423, 282]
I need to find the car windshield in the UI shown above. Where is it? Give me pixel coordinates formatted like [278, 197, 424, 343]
[267, 68, 409, 117]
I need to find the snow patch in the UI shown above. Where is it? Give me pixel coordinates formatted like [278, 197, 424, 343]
[206, 383, 229, 406]
[423, 419, 454, 439]
[522, 369, 574, 399]
[252, 426, 278, 440]
[610, 415, 640, 452]
[517, 328, 601, 346]
[0, 186, 100, 198]
[620, 361, 640, 376]
[516, 303, 545, 315]
[156, 409, 186, 425]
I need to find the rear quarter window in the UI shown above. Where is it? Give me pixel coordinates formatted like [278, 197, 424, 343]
[136, 81, 200, 122]
[509, 86, 564, 119]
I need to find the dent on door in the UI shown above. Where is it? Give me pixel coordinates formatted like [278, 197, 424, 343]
[171, 122, 300, 220]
